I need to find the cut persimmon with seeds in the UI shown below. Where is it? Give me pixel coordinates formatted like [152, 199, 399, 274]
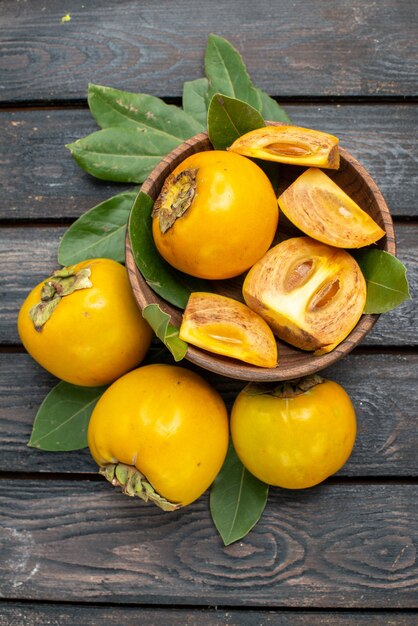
[228, 125, 339, 169]
[278, 168, 385, 248]
[243, 237, 366, 354]
[179, 293, 278, 368]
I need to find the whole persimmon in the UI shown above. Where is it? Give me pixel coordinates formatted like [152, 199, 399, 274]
[231, 376, 356, 489]
[18, 258, 152, 386]
[88, 364, 229, 509]
[152, 150, 278, 280]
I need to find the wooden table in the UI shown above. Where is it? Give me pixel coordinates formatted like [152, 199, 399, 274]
[1, 1, 417, 623]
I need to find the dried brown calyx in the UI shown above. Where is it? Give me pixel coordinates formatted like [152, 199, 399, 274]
[243, 374, 325, 399]
[152, 168, 198, 233]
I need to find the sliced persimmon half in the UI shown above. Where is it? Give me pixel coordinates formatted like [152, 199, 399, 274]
[179, 292, 278, 368]
[278, 167, 385, 248]
[243, 237, 366, 354]
[228, 125, 339, 169]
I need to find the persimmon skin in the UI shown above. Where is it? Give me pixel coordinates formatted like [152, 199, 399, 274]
[231, 379, 356, 489]
[152, 150, 278, 280]
[17, 258, 152, 386]
[88, 364, 229, 506]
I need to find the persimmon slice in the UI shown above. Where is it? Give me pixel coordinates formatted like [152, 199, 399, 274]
[243, 237, 366, 354]
[179, 293, 278, 368]
[278, 168, 385, 248]
[228, 125, 339, 169]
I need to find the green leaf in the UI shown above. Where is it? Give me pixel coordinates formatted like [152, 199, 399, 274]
[28, 382, 107, 451]
[88, 83, 202, 138]
[142, 304, 187, 362]
[257, 88, 292, 124]
[128, 191, 211, 309]
[182, 78, 209, 129]
[210, 442, 269, 546]
[205, 34, 261, 111]
[58, 191, 136, 265]
[208, 93, 265, 150]
[354, 249, 411, 314]
[66, 126, 180, 183]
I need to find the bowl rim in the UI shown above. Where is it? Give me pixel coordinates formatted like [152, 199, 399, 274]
[125, 128, 396, 381]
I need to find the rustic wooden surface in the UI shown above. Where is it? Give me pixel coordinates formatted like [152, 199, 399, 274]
[1, 0, 417, 623]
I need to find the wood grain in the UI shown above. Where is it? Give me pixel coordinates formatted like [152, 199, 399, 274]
[0, 480, 417, 607]
[0, 222, 414, 347]
[0, 0, 416, 617]
[1, 604, 417, 626]
[1, 105, 416, 220]
[1, 352, 417, 476]
[1, 0, 417, 102]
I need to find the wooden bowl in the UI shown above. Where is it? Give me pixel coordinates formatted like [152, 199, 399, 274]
[126, 128, 395, 381]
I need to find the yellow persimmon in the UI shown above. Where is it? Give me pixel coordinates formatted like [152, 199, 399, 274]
[88, 364, 229, 509]
[152, 150, 278, 279]
[17, 258, 152, 386]
[231, 376, 357, 489]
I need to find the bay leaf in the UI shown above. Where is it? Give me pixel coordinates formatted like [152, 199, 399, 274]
[354, 249, 411, 314]
[205, 34, 261, 111]
[210, 442, 269, 546]
[257, 88, 292, 124]
[28, 382, 107, 451]
[128, 191, 211, 309]
[182, 78, 209, 129]
[66, 126, 179, 183]
[142, 304, 188, 362]
[88, 83, 202, 138]
[208, 93, 265, 150]
[58, 190, 136, 265]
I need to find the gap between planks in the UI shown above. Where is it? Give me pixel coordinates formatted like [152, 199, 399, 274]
[0, 96, 418, 112]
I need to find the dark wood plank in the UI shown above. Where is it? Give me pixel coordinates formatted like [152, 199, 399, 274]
[1, 352, 417, 476]
[0, 604, 417, 626]
[0, 223, 415, 346]
[1, 0, 417, 102]
[0, 108, 132, 222]
[0, 480, 417, 607]
[1, 225, 65, 347]
[1, 104, 416, 220]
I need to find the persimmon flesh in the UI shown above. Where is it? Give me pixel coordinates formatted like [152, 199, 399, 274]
[278, 168, 385, 248]
[228, 125, 339, 169]
[243, 237, 366, 354]
[179, 292, 278, 368]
